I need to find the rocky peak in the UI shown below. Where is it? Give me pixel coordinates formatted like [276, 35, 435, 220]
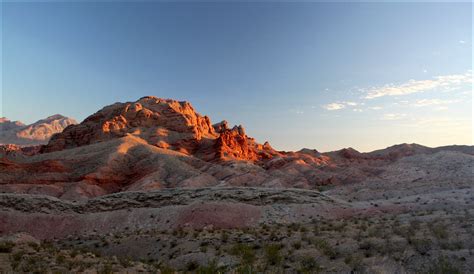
[213, 120, 229, 133]
[0, 115, 76, 146]
[42, 97, 218, 153]
[0, 117, 25, 131]
[214, 124, 278, 162]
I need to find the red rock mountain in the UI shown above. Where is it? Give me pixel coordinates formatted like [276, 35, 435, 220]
[42, 96, 279, 162]
[0, 115, 77, 146]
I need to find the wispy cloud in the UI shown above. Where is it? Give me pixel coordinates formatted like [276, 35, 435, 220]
[323, 103, 345, 110]
[459, 40, 466, 44]
[364, 71, 472, 99]
[381, 113, 407, 120]
[369, 106, 382, 110]
[345, 101, 358, 106]
[411, 99, 459, 107]
[322, 101, 361, 111]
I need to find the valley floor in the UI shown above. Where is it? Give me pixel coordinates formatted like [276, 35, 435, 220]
[1, 184, 473, 273]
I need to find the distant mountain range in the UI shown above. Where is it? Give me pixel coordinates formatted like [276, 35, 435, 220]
[0, 96, 472, 201]
[0, 115, 77, 145]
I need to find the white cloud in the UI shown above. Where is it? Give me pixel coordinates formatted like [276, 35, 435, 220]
[322, 101, 359, 111]
[364, 71, 472, 99]
[459, 40, 466, 44]
[323, 103, 345, 110]
[381, 113, 407, 120]
[344, 101, 358, 106]
[353, 108, 363, 112]
[369, 106, 382, 110]
[411, 99, 459, 107]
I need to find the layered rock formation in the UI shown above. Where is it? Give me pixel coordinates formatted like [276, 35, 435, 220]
[0, 115, 76, 146]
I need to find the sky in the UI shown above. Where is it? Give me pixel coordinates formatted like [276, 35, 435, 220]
[1, 1, 472, 152]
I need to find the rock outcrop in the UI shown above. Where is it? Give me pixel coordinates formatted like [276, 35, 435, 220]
[43, 97, 218, 154]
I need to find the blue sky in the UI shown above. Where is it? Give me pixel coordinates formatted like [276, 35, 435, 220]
[1, 2, 472, 151]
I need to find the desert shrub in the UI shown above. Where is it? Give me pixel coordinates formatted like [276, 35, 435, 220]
[367, 225, 384, 238]
[344, 254, 364, 271]
[440, 240, 463, 251]
[269, 230, 278, 241]
[221, 231, 229, 243]
[426, 256, 461, 274]
[313, 226, 321, 236]
[11, 250, 25, 262]
[299, 256, 321, 273]
[430, 223, 448, 240]
[292, 241, 302, 250]
[119, 256, 133, 268]
[20, 256, 48, 273]
[186, 260, 200, 271]
[333, 221, 347, 233]
[231, 244, 256, 265]
[70, 249, 79, 258]
[41, 240, 56, 252]
[235, 264, 255, 274]
[56, 254, 67, 264]
[409, 219, 421, 230]
[411, 238, 432, 255]
[197, 260, 224, 274]
[264, 244, 282, 265]
[27, 242, 40, 251]
[289, 223, 301, 232]
[98, 261, 114, 274]
[159, 265, 176, 274]
[313, 239, 336, 259]
[0, 241, 14, 253]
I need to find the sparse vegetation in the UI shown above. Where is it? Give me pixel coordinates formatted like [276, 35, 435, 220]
[264, 244, 282, 266]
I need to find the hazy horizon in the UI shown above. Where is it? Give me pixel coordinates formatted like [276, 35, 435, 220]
[1, 2, 472, 152]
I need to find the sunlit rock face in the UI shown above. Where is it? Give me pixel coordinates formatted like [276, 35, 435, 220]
[43, 97, 217, 153]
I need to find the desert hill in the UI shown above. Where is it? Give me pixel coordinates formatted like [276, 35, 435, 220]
[0, 115, 77, 146]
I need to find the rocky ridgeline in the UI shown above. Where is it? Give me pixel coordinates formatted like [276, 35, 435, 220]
[0, 96, 473, 200]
